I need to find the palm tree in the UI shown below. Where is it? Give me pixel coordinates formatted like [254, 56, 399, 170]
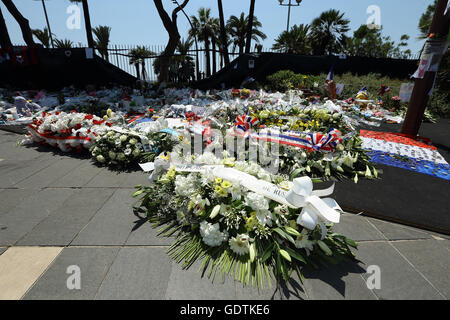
[32, 27, 51, 48]
[190, 8, 216, 77]
[70, 0, 94, 48]
[310, 9, 350, 55]
[54, 38, 74, 49]
[272, 24, 311, 54]
[0, 6, 12, 49]
[227, 12, 266, 55]
[129, 46, 154, 80]
[1, 0, 35, 46]
[93, 25, 111, 61]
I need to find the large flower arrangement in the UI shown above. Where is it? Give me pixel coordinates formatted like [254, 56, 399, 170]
[133, 153, 357, 288]
[26, 111, 114, 152]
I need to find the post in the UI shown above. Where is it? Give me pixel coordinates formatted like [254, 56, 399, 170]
[401, 0, 450, 136]
[245, 0, 256, 54]
[41, 0, 54, 48]
[286, 0, 291, 32]
[218, 0, 230, 65]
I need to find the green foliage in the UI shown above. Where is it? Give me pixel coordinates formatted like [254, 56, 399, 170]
[266, 70, 321, 92]
[310, 9, 350, 55]
[54, 38, 74, 49]
[346, 25, 412, 59]
[226, 12, 266, 54]
[272, 24, 311, 54]
[32, 27, 51, 48]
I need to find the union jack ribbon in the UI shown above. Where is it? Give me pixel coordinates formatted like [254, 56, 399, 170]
[234, 115, 259, 137]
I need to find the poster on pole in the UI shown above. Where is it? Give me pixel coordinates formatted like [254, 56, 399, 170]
[399, 83, 414, 102]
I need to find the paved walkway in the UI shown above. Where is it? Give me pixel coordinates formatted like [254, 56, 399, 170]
[0, 130, 448, 300]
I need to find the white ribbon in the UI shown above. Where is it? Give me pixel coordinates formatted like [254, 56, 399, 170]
[286, 177, 342, 238]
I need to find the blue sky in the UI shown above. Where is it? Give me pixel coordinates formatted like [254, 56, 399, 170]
[1, 0, 434, 54]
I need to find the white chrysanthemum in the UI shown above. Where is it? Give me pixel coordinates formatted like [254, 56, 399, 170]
[229, 234, 250, 255]
[109, 151, 116, 160]
[245, 192, 269, 212]
[96, 155, 105, 163]
[174, 174, 196, 197]
[194, 152, 220, 165]
[199, 221, 228, 247]
[124, 148, 132, 156]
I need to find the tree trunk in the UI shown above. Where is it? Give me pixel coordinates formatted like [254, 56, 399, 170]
[141, 60, 147, 80]
[205, 36, 211, 77]
[1, 0, 35, 46]
[217, 0, 229, 65]
[153, 0, 188, 82]
[245, 0, 255, 53]
[211, 36, 217, 74]
[81, 0, 94, 48]
[135, 64, 140, 80]
[0, 6, 12, 49]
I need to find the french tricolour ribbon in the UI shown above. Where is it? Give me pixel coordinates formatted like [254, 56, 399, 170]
[248, 128, 343, 152]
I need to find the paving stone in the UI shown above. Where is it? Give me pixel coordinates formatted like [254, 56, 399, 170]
[84, 169, 130, 188]
[125, 218, 175, 246]
[331, 214, 385, 241]
[166, 260, 236, 300]
[301, 261, 377, 300]
[119, 171, 151, 188]
[235, 272, 307, 300]
[0, 157, 56, 188]
[366, 218, 433, 240]
[0, 188, 75, 246]
[0, 247, 6, 255]
[46, 160, 103, 188]
[14, 158, 85, 189]
[95, 247, 172, 300]
[392, 239, 450, 298]
[71, 189, 136, 246]
[0, 189, 37, 217]
[23, 247, 119, 300]
[16, 188, 115, 246]
[356, 241, 444, 300]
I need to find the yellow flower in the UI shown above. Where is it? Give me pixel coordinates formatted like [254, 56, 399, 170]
[221, 180, 232, 189]
[289, 220, 297, 229]
[215, 177, 223, 184]
[222, 158, 235, 167]
[215, 185, 227, 197]
[165, 166, 176, 180]
[245, 212, 258, 231]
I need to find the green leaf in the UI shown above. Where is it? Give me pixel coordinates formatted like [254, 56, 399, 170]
[284, 226, 301, 237]
[345, 238, 358, 248]
[209, 205, 221, 219]
[272, 228, 296, 245]
[279, 249, 291, 262]
[318, 240, 332, 256]
[284, 247, 306, 264]
[249, 243, 256, 263]
[260, 243, 274, 263]
[291, 168, 304, 179]
[132, 189, 144, 198]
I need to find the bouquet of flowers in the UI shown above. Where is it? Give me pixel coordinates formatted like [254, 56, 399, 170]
[91, 127, 180, 167]
[133, 153, 357, 288]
